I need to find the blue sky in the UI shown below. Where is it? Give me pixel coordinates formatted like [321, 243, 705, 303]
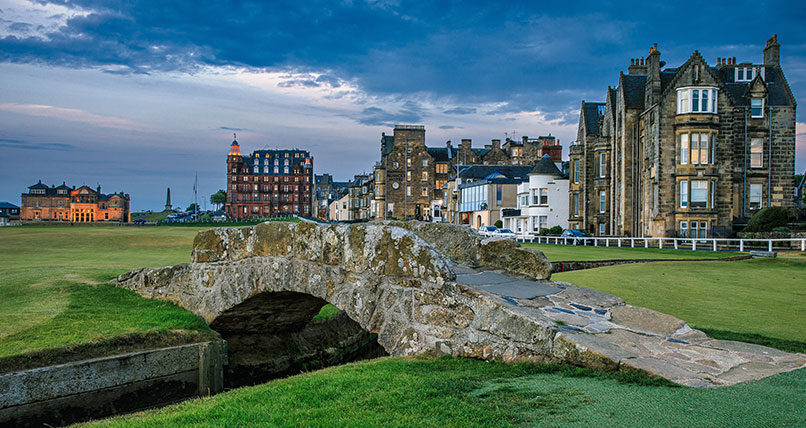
[0, 0, 804, 210]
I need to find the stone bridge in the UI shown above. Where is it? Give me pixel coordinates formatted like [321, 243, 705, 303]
[115, 221, 806, 387]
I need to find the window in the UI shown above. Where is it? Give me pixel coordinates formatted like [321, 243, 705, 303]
[393, 161, 400, 169]
[406, 186, 411, 197]
[407, 171, 412, 181]
[680, 221, 688, 237]
[677, 87, 718, 114]
[539, 188, 548, 205]
[422, 159, 428, 167]
[735, 66, 764, 82]
[599, 190, 606, 213]
[407, 158, 411, 168]
[751, 98, 764, 118]
[749, 183, 762, 209]
[574, 161, 580, 183]
[496, 184, 503, 206]
[680, 180, 688, 208]
[599, 223, 606, 236]
[539, 216, 548, 230]
[573, 193, 580, 216]
[680, 134, 689, 165]
[691, 181, 708, 208]
[422, 187, 428, 197]
[599, 153, 606, 177]
[421, 171, 428, 181]
[750, 138, 763, 168]
[691, 221, 708, 238]
[532, 217, 540, 232]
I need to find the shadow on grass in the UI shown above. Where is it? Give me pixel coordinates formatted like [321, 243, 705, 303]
[696, 327, 806, 354]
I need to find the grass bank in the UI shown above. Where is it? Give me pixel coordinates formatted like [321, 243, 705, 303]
[553, 255, 806, 344]
[523, 242, 742, 261]
[0, 225, 221, 370]
[74, 356, 806, 428]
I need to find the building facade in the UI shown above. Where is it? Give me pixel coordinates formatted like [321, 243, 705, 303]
[452, 165, 533, 228]
[225, 138, 314, 219]
[20, 181, 130, 223]
[504, 155, 569, 235]
[0, 202, 20, 226]
[570, 35, 796, 237]
[373, 125, 563, 220]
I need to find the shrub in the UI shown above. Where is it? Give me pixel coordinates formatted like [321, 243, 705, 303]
[548, 225, 564, 235]
[772, 226, 790, 232]
[744, 207, 794, 232]
[538, 228, 550, 235]
[494, 220, 503, 228]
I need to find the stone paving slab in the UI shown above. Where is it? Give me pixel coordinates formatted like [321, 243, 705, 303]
[452, 264, 806, 387]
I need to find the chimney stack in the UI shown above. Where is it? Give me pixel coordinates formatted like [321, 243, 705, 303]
[492, 139, 501, 150]
[460, 139, 471, 149]
[763, 34, 780, 66]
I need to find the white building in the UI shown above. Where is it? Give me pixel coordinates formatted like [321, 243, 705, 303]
[328, 194, 350, 222]
[503, 155, 569, 235]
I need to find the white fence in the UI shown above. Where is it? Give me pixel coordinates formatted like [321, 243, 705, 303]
[516, 235, 806, 253]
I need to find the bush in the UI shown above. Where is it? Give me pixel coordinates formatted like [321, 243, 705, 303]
[744, 207, 794, 232]
[548, 225, 564, 235]
[772, 226, 790, 232]
[494, 220, 503, 228]
[538, 228, 550, 235]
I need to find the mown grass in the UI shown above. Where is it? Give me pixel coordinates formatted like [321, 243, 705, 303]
[553, 255, 806, 343]
[74, 356, 806, 428]
[522, 242, 743, 261]
[0, 225, 220, 368]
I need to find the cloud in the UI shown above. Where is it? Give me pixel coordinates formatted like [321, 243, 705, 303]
[0, 137, 75, 151]
[443, 107, 476, 115]
[355, 106, 422, 127]
[0, 103, 146, 131]
[220, 126, 248, 131]
[438, 125, 457, 129]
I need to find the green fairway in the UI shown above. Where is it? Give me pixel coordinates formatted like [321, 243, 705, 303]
[523, 242, 743, 261]
[74, 356, 806, 428]
[553, 255, 806, 343]
[0, 225, 217, 370]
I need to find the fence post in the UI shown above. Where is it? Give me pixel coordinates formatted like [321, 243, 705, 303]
[659, 238, 663, 249]
[739, 239, 744, 252]
[606, 238, 609, 247]
[712, 239, 717, 252]
[768, 240, 773, 252]
[801, 239, 805, 252]
[618, 239, 622, 247]
[674, 239, 678, 250]
[692, 240, 697, 251]
[644, 239, 648, 248]
[630, 239, 634, 248]
[594, 238, 598, 247]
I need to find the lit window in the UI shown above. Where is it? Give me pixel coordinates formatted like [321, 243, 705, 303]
[407, 171, 411, 182]
[677, 87, 718, 114]
[751, 98, 764, 118]
[749, 183, 762, 209]
[680, 134, 689, 165]
[406, 186, 411, 197]
[422, 187, 428, 197]
[680, 180, 688, 208]
[750, 138, 763, 168]
[422, 171, 428, 181]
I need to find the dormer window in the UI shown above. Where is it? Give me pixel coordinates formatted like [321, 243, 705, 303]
[750, 98, 764, 118]
[735, 67, 765, 82]
[677, 87, 718, 114]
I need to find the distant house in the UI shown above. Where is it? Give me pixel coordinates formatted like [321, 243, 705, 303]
[502, 155, 569, 235]
[20, 180, 131, 223]
[0, 201, 20, 226]
[454, 165, 533, 229]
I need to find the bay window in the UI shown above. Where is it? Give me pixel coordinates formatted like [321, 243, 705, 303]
[677, 87, 718, 114]
[679, 133, 714, 165]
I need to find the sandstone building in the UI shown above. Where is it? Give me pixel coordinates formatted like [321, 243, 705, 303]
[373, 125, 563, 220]
[570, 35, 796, 237]
[20, 180, 130, 222]
[225, 137, 314, 219]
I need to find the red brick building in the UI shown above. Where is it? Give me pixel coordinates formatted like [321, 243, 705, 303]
[225, 138, 314, 218]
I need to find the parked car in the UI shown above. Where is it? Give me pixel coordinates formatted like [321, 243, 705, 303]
[478, 225, 499, 237]
[495, 228, 516, 238]
[133, 218, 147, 225]
[561, 229, 589, 237]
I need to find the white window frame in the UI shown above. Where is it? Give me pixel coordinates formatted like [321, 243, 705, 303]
[680, 134, 689, 165]
[690, 180, 708, 209]
[599, 223, 606, 236]
[680, 180, 688, 208]
[680, 221, 688, 237]
[599, 190, 606, 213]
[750, 138, 763, 168]
[749, 183, 762, 209]
[538, 215, 548, 230]
[539, 188, 548, 205]
[750, 98, 764, 118]
[677, 87, 718, 114]
[599, 153, 606, 178]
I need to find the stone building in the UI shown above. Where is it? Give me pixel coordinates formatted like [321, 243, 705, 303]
[20, 180, 130, 223]
[570, 35, 796, 237]
[225, 137, 314, 219]
[314, 174, 349, 220]
[373, 125, 563, 220]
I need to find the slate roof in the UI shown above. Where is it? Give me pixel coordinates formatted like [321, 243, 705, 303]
[530, 154, 564, 176]
[582, 102, 605, 136]
[457, 165, 533, 181]
[426, 147, 453, 162]
[28, 180, 49, 190]
[472, 148, 491, 157]
[0, 201, 19, 209]
[622, 74, 647, 109]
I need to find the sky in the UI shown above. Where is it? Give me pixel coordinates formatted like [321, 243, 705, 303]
[0, 0, 804, 211]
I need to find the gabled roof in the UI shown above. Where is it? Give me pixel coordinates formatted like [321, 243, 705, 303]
[55, 182, 71, 190]
[622, 74, 647, 109]
[0, 201, 19, 209]
[582, 102, 605, 136]
[530, 154, 563, 176]
[472, 148, 491, 157]
[426, 147, 453, 162]
[28, 180, 49, 190]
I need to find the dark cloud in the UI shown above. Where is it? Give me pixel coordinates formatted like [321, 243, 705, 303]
[356, 106, 421, 127]
[443, 107, 476, 115]
[438, 125, 458, 129]
[8, 22, 33, 32]
[0, 138, 75, 151]
[219, 126, 248, 131]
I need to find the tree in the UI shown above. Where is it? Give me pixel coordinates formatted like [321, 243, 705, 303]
[186, 203, 200, 212]
[210, 189, 227, 210]
[744, 206, 793, 232]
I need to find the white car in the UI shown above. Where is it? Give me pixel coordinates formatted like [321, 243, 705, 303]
[478, 225, 499, 236]
[495, 228, 516, 238]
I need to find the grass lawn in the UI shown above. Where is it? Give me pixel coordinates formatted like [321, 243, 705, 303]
[74, 356, 806, 428]
[130, 211, 170, 222]
[0, 225, 219, 371]
[523, 242, 743, 261]
[553, 255, 806, 345]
